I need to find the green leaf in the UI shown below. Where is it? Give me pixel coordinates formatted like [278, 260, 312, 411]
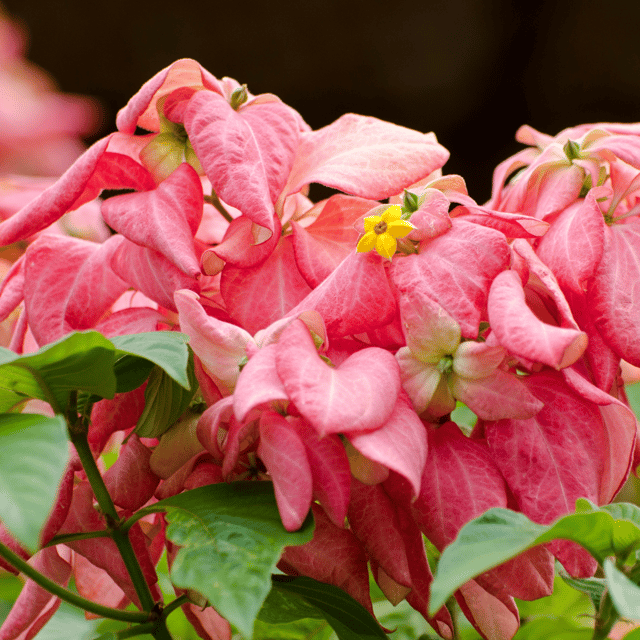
[253, 617, 332, 640]
[622, 629, 640, 639]
[136, 482, 314, 639]
[605, 558, 640, 620]
[270, 576, 387, 640]
[627, 383, 640, 423]
[134, 353, 196, 438]
[429, 503, 638, 615]
[0, 331, 116, 414]
[109, 332, 191, 390]
[514, 617, 592, 639]
[0, 413, 69, 552]
[557, 568, 606, 610]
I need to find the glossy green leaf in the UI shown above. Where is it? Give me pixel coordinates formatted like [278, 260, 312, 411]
[622, 628, 640, 639]
[605, 558, 640, 620]
[134, 353, 196, 438]
[0, 331, 116, 414]
[429, 503, 640, 615]
[253, 617, 332, 640]
[136, 482, 314, 639]
[109, 332, 191, 390]
[270, 576, 387, 640]
[0, 413, 69, 552]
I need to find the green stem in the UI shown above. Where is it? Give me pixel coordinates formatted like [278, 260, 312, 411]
[162, 594, 189, 618]
[44, 529, 112, 547]
[205, 191, 234, 223]
[592, 591, 619, 640]
[69, 424, 156, 612]
[0, 541, 148, 623]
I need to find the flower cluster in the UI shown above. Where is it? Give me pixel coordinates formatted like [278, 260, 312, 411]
[0, 59, 638, 640]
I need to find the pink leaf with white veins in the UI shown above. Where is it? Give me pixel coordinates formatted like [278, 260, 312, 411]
[184, 90, 300, 234]
[562, 366, 636, 503]
[109, 236, 198, 312]
[588, 218, 640, 366]
[291, 194, 378, 287]
[451, 369, 543, 421]
[23, 235, 128, 345]
[281, 114, 449, 202]
[286, 250, 397, 338]
[175, 289, 253, 395]
[412, 422, 509, 552]
[275, 319, 400, 436]
[102, 162, 203, 277]
[392, 219, 510, 339]
[535, 188, 606, 294]
[258, 411, 313, 531]
[486, 370, 605, 576]
[211, 214, 281, 269]
[488, 270, 587, 369]
[0, 136, 155, 247]
[221, 236, 312, 334]
[233, 344, 288, 423]
[116, 58, 223, 134]
[348, 480, 412, 587]
[280, 503, 373, 614]
[347, 392, 427, 496]
[294, 420, 351, 528]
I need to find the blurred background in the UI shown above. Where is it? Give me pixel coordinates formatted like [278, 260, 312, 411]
[3, 0, 640, 203]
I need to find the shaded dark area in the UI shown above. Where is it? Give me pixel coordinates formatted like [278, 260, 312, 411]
[6, 0, 640, 202]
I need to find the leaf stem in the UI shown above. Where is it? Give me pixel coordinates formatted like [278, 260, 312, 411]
[44, 529, 112, 547]
[204, 190, 234, 223]
[0, 541, 148, 623]
[591, 591, 619, 640]
[69, 421, 157, 612]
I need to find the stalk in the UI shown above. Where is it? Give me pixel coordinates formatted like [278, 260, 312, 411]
[0, 541, 148, 623]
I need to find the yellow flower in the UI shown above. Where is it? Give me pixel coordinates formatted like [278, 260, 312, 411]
[356, 205, 415, 260]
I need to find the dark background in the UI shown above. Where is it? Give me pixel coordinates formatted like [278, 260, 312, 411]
[6, 0, 640, 203]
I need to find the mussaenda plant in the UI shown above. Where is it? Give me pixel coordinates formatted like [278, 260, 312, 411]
[0, 58, 638, 640]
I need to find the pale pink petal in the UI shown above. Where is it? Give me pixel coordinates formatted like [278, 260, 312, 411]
[451, 369, 543, 420]
[535, 188, 606, 294]
[588, 218, 640, 366]
[281, 114, 449, 202]
[291, 194, 378, 287]
[102, 162, 204, 277]
[391, 219, 510, 339]
[109, 235, 199, 312]
[175, 289, 253, 395]
[488, 270, 587, 369]
[275, 319, 400, 436]
[233, 344, 288, 422]
[286, 250, 397, 338]
[184, 91, 300, 234]
[258, 411, 313, 531]
[116, 59, 223, 134]
[294, 420, 351, 528]
[220, 236, 312, 334]
[347, 392, 427, 496]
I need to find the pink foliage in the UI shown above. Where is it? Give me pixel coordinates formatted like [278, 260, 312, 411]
[2, 58, 640, 640]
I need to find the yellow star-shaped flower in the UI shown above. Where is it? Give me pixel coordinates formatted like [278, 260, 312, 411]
[356, 205, 415, 260]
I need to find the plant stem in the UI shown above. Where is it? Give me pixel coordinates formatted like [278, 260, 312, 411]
[204, 190, 234, 223]
[0, 541, 148, 623]
[69, 420, 156, 612]
[44, 529, 112, 547]
[592, 591, 619, 640]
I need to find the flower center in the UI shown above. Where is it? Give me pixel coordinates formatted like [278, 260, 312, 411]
[374, 221, 388, 234]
